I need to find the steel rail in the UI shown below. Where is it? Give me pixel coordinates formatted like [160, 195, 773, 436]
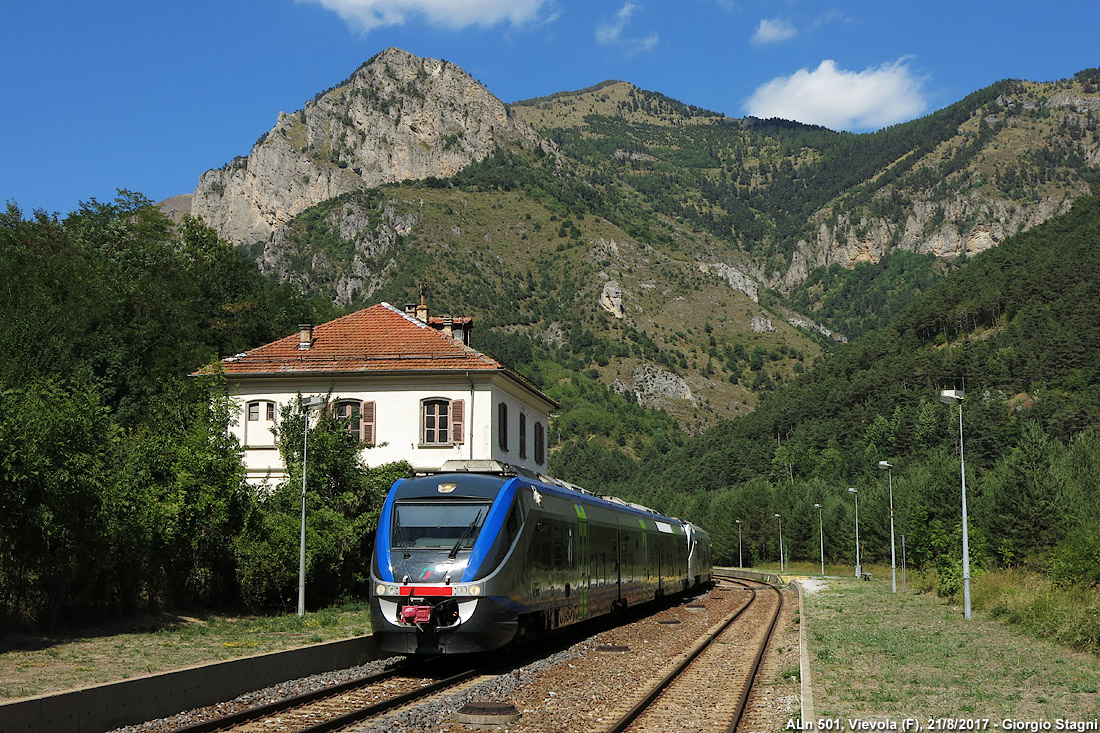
[292, 666, 483, 733]
[726, 581, 783, 733]
[167, 659, 476, 733]
[602, 579, 760, 733]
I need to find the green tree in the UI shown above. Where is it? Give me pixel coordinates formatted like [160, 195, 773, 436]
[234, 397, 408, 611]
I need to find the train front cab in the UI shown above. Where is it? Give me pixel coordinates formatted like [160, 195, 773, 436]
[370, 473, 527, 655]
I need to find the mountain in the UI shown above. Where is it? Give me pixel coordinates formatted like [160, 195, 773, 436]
[191, 48, 547, 245]
[630, 194, 1100, 571]
[182, 52, 1100, 433]
[509, 73, 1100, 294]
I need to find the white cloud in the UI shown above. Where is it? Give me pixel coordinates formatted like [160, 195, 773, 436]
[744, 59, 927, 131]
[751, 17, 797, 46]
[596, 2, 658, 56]
[301, 0, 551, 32]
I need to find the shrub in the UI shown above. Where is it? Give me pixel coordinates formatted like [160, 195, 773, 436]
[1049, 520, 1100, 587]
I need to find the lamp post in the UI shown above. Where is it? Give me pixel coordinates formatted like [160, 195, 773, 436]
[848, 488, 860, 578]
[774, 513, 784, 572]
[940, 388, 971, 620]
[878, 461, 897, 593]
[814, 503, 825, 576]
[298, 395, 324, 618]
[735, 519, 743, 568]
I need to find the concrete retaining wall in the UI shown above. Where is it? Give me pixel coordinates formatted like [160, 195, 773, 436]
[0, 635, 384, 733]
[716, 567, 785, 586]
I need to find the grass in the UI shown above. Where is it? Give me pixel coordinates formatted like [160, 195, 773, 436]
[0, 603, 372, 701]
[800, 566, 1100, 721]
[968, 569, 1100, 654]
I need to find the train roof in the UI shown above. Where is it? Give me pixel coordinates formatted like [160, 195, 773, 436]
[418, 460, 686, 526]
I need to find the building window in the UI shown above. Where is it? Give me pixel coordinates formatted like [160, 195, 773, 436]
[498, 402, 508, 451]
[422, 398, 464, 445]
[336, 400, 376, 444]
[518, 413, 527, 459]
[247, 400, 276, 422]
[534, 421, 545, 465]
[244, 400, 277, 447]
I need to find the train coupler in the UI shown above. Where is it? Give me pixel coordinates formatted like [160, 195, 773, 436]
[400, 604, 433, 625]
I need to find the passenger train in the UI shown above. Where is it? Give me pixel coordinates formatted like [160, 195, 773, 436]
[370, 460, 713, 654]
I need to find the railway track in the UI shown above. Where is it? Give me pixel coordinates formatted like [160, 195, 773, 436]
[602, 576, 784, 733]
[168, 659, 488, 733]
[143, 576, 787, 733]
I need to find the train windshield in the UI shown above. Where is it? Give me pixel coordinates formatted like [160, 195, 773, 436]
[392, 501, 492, 550]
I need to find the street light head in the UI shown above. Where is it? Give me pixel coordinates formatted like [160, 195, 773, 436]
[774, 513, 781, 518]
[302, 395, 325, 409]
[735, 519, 741, 524]
[814, 503, 821, 509]
[940, 388, 964, 404]
[878, 460, 892, 470]
[848, 487, 857, 494]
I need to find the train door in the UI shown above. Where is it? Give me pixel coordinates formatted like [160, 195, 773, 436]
[615, 528, 622, 607]
[575, 503, 589, 619]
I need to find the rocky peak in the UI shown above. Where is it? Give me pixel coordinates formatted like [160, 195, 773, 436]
[191, 48, 549, 244]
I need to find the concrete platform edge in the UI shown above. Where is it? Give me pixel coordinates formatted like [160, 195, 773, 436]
[791, 580, 815, 728]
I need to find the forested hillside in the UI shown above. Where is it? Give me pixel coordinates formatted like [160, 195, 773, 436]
[627, 195, 1100, 594]
[0, 196, 402, 627]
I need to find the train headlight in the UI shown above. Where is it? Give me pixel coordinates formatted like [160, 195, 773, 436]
[469, 584, 483, 596]
[454, 586, 467, 595]
[375, 584, 388, 596]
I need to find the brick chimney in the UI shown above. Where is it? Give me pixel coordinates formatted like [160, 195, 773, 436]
[297, 323, 313, 350]
[415, 291, 429, 323]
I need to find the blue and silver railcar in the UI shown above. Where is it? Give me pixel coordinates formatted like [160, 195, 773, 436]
[369, 461, 712, 654]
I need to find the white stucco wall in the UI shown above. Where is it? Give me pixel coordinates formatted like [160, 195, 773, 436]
[227, 372, 552, 486]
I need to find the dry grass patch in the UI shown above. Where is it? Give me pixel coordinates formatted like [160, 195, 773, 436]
[0, 604, 370, 701]
[806, 575, 1100, 721]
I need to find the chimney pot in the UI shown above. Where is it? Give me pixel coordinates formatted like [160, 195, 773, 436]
[298, 323, 313, 350]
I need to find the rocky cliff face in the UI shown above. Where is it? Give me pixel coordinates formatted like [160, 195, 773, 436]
[776, 190, 1084, 291]
[191, 48, 547, 244]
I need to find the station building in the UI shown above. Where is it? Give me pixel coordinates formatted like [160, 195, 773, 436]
[200, 299, 558, 487]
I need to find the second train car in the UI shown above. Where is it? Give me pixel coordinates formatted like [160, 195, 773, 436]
[370, 460, 712, 654]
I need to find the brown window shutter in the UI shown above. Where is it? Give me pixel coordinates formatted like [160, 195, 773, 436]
[519, 413, 527, 459]
[451, 399, 465, 444]
[362, 401, 376, 444]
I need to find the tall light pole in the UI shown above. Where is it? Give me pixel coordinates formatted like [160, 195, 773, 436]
[814, 503, 824, 576]
[735, 519, 743, 568]
[774, 513, 784, 572]
[299, 395, 324, 618]
[940, 388, 971, 620]
[878, 461, 897, 593]
[848, 488, 860, 578]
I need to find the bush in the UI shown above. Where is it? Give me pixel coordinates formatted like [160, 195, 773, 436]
[1049, 520, 1100, 587]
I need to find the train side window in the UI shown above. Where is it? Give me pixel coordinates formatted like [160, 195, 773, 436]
[551, 520, 564, 566]
[501, 499, 522, 548]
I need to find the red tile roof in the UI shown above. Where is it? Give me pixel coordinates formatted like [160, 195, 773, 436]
[199, 303, 505, 376]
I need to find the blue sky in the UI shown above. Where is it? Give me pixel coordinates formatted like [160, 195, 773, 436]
[4, 0, 1098, 217]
